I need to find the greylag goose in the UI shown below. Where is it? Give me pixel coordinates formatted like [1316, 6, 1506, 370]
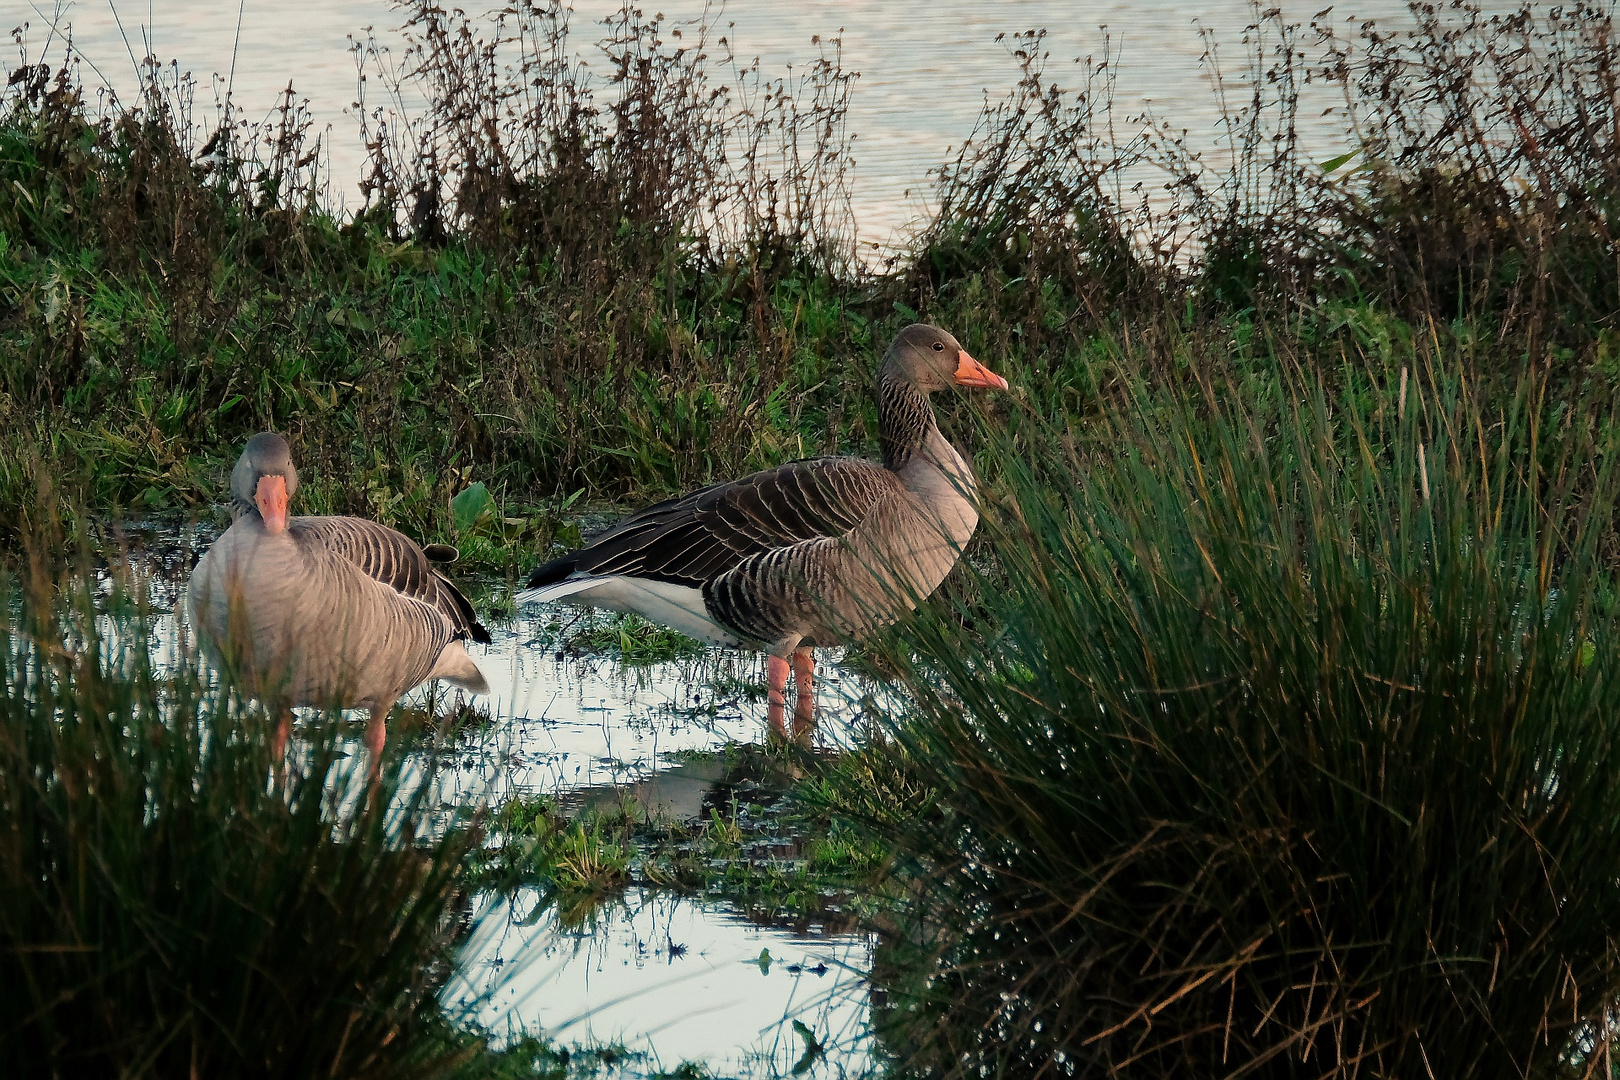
[188, 433, 491, 777]
[518, 324, 1006, 736]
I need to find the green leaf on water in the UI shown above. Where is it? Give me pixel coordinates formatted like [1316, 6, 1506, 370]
[752, 947, 773, 974]
[451, 482, 496, 535]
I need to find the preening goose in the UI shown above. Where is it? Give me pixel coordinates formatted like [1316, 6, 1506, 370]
[188, 433, 491, 777]
[519, 324, 1007, 736]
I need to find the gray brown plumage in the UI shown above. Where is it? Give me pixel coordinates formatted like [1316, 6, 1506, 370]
[189, 433, 490, 774]
[519, 324, 1007, 735]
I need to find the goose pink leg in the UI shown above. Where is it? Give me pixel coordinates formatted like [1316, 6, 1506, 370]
[766, 654, 792, 738]
[364, 704, 392, 784]
[272, 707, 293, 787]
[791, 647, 816, 741]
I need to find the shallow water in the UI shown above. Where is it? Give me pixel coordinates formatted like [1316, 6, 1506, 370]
[11, 0, 1520, 248]
[54, 522, 885, 1073]
[89, 519, 876, 803]
[454, 887, 875, 1075]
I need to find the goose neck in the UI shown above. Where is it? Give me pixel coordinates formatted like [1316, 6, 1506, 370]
[877, 373, 937, 472]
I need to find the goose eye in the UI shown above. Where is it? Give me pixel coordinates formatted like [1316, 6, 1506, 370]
[931, 342, 945, 352]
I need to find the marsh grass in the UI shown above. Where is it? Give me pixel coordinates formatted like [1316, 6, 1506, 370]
[10, 4, 1620, 1065]
[554, 610, 708, 664]
[6, 3, 1620, 548]
[858, 365, 1620, 1076]
[917, 2, 1620, 366]
[482, 745, 890, 933]
[0, 550, 498, 1077]
[0, 1, 871, 547]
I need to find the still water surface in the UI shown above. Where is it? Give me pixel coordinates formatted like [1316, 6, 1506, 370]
[456, 888, 874, 1075]
[8, 0, 1515, 246]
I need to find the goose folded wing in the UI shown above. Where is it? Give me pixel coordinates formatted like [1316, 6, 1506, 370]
[562, 457, 902, 588]
[292, 517, 492, 643]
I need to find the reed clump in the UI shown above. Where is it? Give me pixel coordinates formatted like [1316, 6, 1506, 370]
[0, 549, 490, 1077]
[858, 366, 1620, 1076]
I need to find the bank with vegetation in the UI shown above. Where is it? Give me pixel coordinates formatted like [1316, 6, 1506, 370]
[5, 1, 1620, 1077]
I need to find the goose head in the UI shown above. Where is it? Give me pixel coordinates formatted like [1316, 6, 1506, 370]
[231, 432, 299, 534]
[883, 324, 1007, 393]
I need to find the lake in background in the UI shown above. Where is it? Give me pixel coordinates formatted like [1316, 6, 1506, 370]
[4, 0, 1517, 249]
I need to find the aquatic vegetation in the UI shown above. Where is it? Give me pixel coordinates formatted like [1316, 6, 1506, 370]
[860, 366, 1620, 1076]
[554, 612, 709, 665]
[484, 747, 892, 932]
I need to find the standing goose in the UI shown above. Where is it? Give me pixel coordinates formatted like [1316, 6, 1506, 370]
[189, 433, 491, 777]
[518, 324, 1007, 736]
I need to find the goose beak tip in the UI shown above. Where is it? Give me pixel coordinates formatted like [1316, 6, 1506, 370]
[954, 351, 1009, 391]
[256, 474, 290, 534]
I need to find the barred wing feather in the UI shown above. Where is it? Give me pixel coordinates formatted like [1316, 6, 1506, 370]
[291, 517, 492, 643]
[529, 457, 902, 589]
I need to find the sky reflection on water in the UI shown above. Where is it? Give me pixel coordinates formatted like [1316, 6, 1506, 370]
[48, 526, 885, 1074]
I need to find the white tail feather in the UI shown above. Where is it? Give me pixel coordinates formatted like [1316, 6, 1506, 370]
[517, 574, 741, 647]
[516, 577, 603, 606]
[429, 640, 490, 694]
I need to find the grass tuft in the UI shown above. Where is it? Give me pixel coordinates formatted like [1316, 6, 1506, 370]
[0, 555, 495, 1076]
[859, 365, 1620, 1076]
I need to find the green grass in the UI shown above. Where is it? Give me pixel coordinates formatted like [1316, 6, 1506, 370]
[552, 612, 709, 665]
[6, 3, 1620, 550]
[10, 5, 1620, 1075]
[482, 746, 894, 931]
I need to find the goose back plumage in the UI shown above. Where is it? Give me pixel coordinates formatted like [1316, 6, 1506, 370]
[291, 516, 491, 645]
[529, 456, 902, 590]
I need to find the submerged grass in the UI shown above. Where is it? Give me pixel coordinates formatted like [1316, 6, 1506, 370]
[482, 744, 891, 933]
[551, 611, 708, 664]
[854, 364, 1620, 1076]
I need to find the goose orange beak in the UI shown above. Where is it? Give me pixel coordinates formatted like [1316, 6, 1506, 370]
[256, 474, 289, 534]
[954, 351, 1008, 390]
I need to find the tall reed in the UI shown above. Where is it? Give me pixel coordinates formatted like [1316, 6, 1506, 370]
[914, 2, 1620, 376]
[863, 365, 1620, 1076]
